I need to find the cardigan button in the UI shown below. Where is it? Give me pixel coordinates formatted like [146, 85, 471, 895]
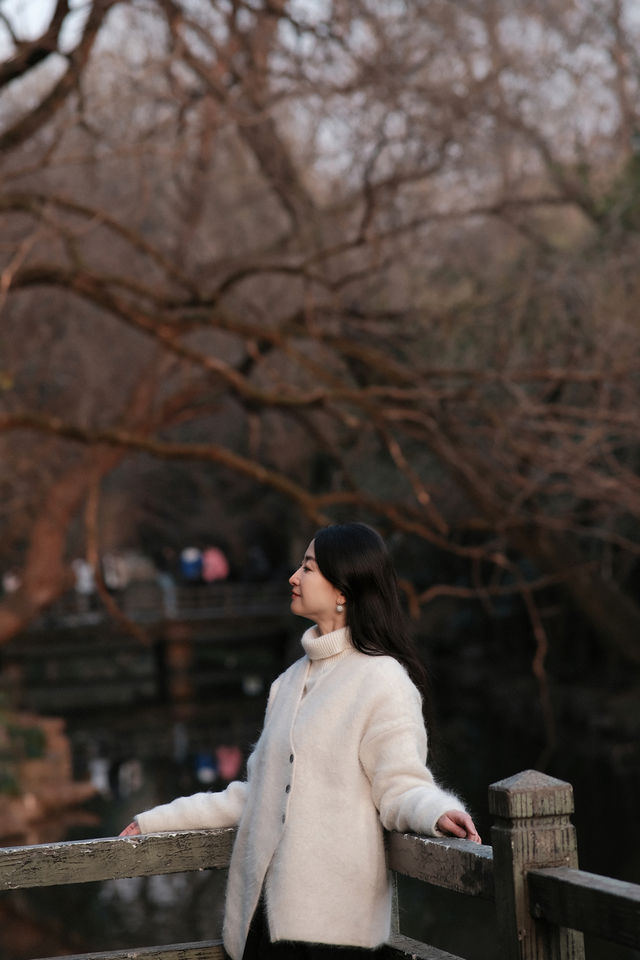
[285, 784, 291, 793]
[289, 754, 294, 763]
[282, 814, 286, 823]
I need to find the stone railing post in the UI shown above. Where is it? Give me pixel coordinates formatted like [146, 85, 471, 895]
[489, 769, 585, 960]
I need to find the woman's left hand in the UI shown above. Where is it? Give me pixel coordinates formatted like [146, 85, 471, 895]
[436, 810, 482, 843]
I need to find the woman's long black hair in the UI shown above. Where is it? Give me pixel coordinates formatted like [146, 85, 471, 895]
[313, 522, 435, 737]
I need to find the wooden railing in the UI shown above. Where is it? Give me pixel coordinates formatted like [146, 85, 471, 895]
[6, 583, 294, 711]
[1, 770, 639, 960]
[34, 582, 292, 627]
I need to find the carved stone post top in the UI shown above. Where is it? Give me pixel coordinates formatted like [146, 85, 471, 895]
[488, 769, 574, 819]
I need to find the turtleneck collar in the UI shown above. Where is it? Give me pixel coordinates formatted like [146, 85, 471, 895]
[301, 625, 352, 661]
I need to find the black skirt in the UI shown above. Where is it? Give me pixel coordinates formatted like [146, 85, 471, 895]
[234, 898, 385, 959]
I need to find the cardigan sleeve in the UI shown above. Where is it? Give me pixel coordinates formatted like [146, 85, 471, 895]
[134, 675, 283, 834]
[135, 778, 248, 833]
[359, 667, 466, 837]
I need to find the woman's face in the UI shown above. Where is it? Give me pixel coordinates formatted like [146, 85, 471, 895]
[289, 540, 341, 624]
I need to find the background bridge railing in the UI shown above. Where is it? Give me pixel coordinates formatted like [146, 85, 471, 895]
[0, 770, 638, 960]
[4, 582, 294, 712]
[32, 582, 292, 628]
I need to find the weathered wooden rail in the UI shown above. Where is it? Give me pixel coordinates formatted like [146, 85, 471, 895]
[1, 770, 638, 960]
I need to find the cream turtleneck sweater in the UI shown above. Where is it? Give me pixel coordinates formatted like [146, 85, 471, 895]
[301, 623, 352, 696]
[135, 625, 467, 959]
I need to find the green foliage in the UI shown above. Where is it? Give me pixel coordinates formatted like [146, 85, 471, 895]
[598, 153, 640, 233]
[0, 705, 46, 795]
[6, 722, 46, 759]
[0, 769, 20, 796]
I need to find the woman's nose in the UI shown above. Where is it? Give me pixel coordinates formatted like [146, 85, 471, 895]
[289, 569, 299, 586]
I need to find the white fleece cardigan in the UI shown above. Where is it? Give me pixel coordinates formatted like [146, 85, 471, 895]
[135, 626, 466, 959]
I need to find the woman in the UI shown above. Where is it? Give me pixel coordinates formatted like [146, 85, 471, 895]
[120, 522, 480, 959]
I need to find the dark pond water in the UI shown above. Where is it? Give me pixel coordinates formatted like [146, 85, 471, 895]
[1, 631, 639, 960]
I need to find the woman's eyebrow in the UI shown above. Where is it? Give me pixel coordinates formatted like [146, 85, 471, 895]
[303, 554, 316, 565]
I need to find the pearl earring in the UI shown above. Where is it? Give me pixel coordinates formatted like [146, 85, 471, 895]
[336, 603, 344, 613]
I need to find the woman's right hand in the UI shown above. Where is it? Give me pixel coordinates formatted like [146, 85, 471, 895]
[119, 821, 141, 837]
[436, 810, 481, 843]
